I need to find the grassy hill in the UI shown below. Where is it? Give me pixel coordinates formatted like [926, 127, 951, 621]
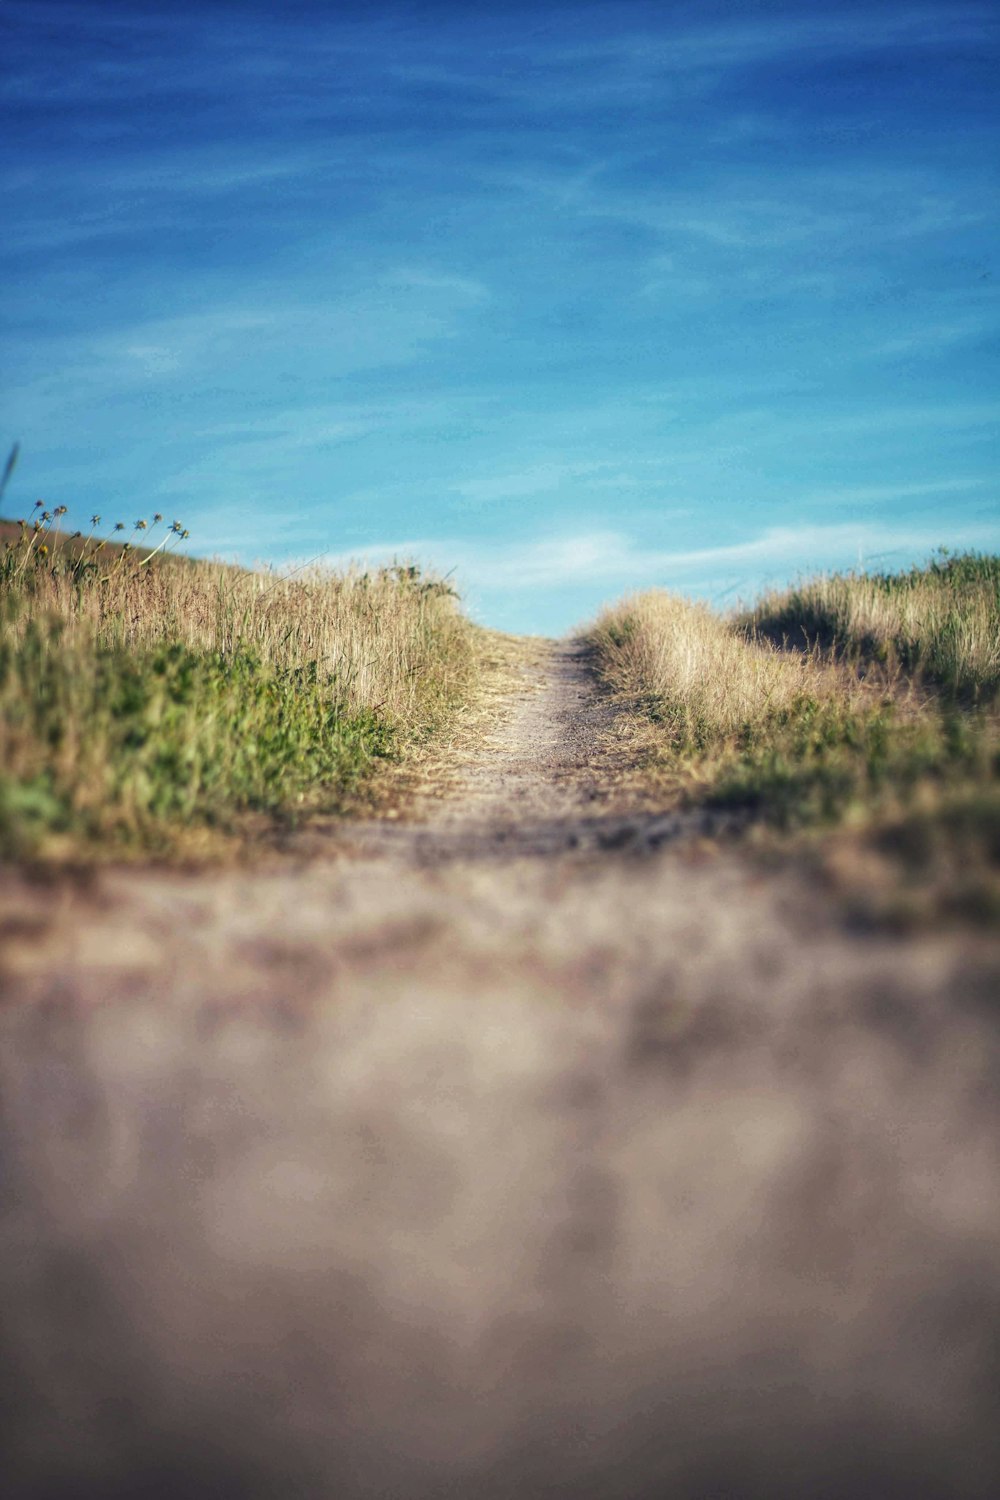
[589, 553, 1000, 924]
[0, 509, 477, 860]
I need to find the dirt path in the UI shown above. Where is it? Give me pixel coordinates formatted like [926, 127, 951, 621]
[2, 641, 1000, 1498]
[300, 638, 728, 860]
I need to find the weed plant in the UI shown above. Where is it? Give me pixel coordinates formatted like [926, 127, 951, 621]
[0, 504, 476, 858]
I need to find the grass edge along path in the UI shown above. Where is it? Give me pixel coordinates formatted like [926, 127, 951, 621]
[1, 520, 479, 863]
[587, 555, 1000, 925]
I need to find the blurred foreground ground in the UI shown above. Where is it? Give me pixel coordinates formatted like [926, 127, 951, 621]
[1, 643, 998, 1497]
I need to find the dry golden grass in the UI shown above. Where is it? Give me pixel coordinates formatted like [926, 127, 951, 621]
[25, 556, 471, 725]
[1, 517, 478, 857]
[590, 590, 816, 744]
[588, 570, 1000, 922]
[746, 552, 1000, 700]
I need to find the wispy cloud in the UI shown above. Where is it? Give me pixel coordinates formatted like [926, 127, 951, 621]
[867, 316, 1000, 360]
[557, 8, 999, 77]
[319, 517, 1000, 603]
[6, 270, 491, 431]
[99, 286, 476, 382]
[800, 478, 988, 507]
[451, 460, 635, 509]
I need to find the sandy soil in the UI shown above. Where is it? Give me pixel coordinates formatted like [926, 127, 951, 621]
[2, 641, 999, 1498]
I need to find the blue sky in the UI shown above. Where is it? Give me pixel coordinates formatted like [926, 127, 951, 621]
[3, 0, 998, 633]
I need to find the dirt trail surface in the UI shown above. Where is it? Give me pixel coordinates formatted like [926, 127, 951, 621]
[2, 640, 1000, 1498]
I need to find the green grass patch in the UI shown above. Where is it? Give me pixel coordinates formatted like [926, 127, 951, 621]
[705, 695, 994, 829]
[0, 615, 393, 857]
